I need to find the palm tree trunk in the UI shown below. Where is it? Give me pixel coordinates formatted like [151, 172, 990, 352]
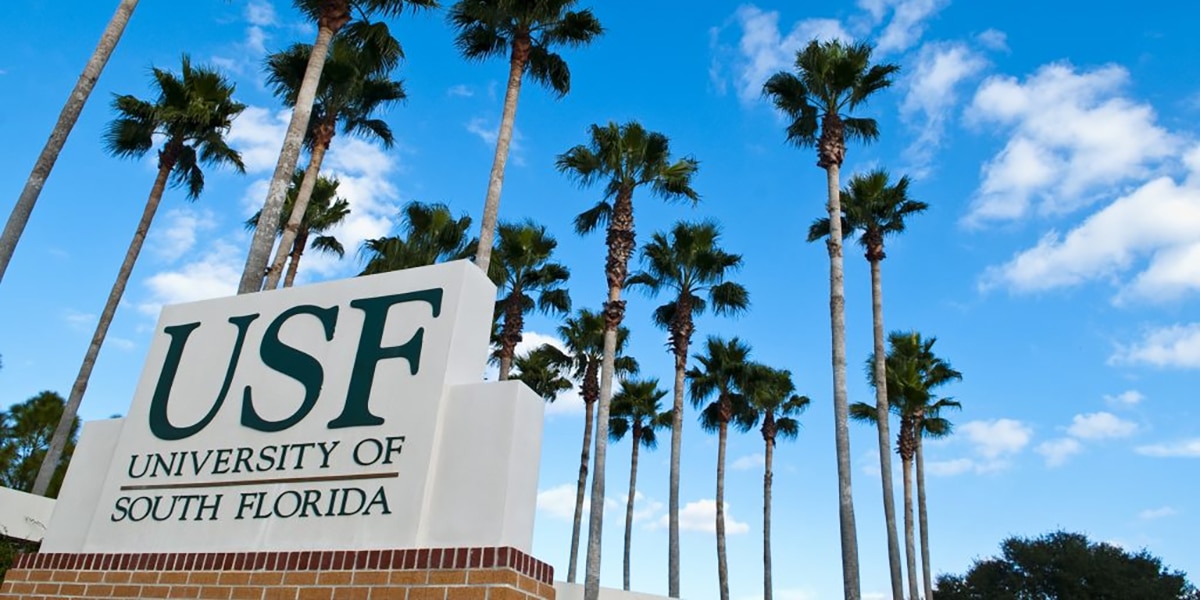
[763, 433, 774, 600]
[917, 436, 933, 600]
[264, 130, 331, 290]
[472, 38, 528, 273]
[32, 148, 174, 495]
[668, 332, 691, 598]
[282, 227, 309, 288]
[716, 419, 730, 600]
[870, 258, 905, 600]
[0, 0, 139, 285]
[903, 456, 918, 600]
[497, 290, 524, 381]
[238, 22, 337, 294]
[824, 162, 861, 600]
[623, 428, 640, 591]
[567, 397, 595, 583]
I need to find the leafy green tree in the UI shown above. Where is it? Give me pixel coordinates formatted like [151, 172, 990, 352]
[261, 34, 404, 290]
[358, 201, 473, 274]
[488, 221, 571, 379]
[744, 364, 809, 600]
[246, 170, 351, 287]
[937, 531, 1199, 600]
[627, 220, 748, 590]
[2, 392, 78, 497]
[687, 337, 757, 600]
[535, 309, 638, 583]
[608, 378, 670, 591]
[449, 0, 602, 273]
[1, 0, 140, 284]
[239, 0, 435, 294]
[558, 121, 698, 598]
[33, 57, 244, 496]
[762, 39, 898, 600]
[809, 168, 927, 597]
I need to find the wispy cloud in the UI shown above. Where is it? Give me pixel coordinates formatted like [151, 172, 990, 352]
[1112, 323, 1200, 369]
[654, 499, 749, 534]
[1138, 506, 1179, 520]
[1136, 438, 1200, 458]
[466, 117, 525, 166]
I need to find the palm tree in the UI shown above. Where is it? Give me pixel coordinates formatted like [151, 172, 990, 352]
[537, 309, 638, 583]
[853, 331, 961, 600]
[626, 219, 748, 595]
[743, 364, 809, 600]
[488, 221, 571, 379]
[448, 0, 602, 273]
[808, 168, 926, 598]
[608, 378, 670, 592]
[557, 121, 699, 599]
[762, 39, 898, 600]
[358, 201, 473, 275]
[687, 336, 757, 600]
[511, 346, 573, 401]
[261, 34, 405, 290]
[246, 170, 351, 287]
[239, 0, 435, 294]
[32, 57, 244, 496]
[1, 0, 140, 285]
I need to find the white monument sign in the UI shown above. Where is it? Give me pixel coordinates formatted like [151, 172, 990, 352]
[41, 261, 544, 554]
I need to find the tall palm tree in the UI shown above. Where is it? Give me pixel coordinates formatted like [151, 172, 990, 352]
[626, 219, 748, 595]
[687, 336, 757, 600]
[261, 34, 405, 290]
[358, 201, 473, 275]
[808, 168, 926, 598]
[448, 0, 602, 273]
[488, 221, 571, 379]
[32, 57, 244, 496]
[743, 364, 809, 600]
[239, 0, 435, 294]
[246, 170, 351, 287]
[557, 121, 699, 600]
[511, 345, 573, 401]
[762, 39, 898, 600]
[608, 378, 670, 592]
[853, 331, 961, 600]
[1, 0, 140, 285]
[537, 309, 638, 583]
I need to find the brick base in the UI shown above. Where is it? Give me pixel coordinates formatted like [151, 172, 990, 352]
[0, 548, 553, 600]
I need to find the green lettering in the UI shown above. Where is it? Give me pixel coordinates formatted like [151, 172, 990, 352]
[241, 305, 338, 432]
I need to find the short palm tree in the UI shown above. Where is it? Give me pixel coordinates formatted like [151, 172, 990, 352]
[239, 0, 435, 294]
[687, 336, 757, 600]
[557, 121, 699, 599]
[449, 0, 603, 273]
[488, 221, 571, 379]
[762, 39, 898, 600]
[261, 34, 405, 290]
[808, 168, 926, 598]
[32, 57, 244, 495]
[608, 378, 670, 592]
[743, 364, 809, 600]
[358, 201, 473, 275]
[246, 170, 351, 287]
[536, 309, 638, 583]
[627, 219, 748, 595]
[1, 0, 140, 285]
[853, 331, 961, 600]
[511, 345, 573, 401]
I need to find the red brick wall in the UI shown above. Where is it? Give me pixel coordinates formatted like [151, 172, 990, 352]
[0, 547, 553, 600]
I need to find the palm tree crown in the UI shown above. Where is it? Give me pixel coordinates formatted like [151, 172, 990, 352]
[807, 169, 927, 261]
[358, 201, 473, 275]
[511, 345, 574, 401]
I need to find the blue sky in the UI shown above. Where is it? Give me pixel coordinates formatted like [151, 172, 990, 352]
[3, 1, 1200, 598]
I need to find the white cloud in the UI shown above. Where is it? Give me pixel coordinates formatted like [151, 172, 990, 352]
[722, 5, 849, 105]
[867, 0, 950, 55]
[731, 453, 765, 471]
[1036, 437, 1083, 467]
[63, 309, 96, 331]
[1138, 506, 1179, 520]
[466, 117, 525, 166]
[226, 106, 290, 173]
[148, 208, 216, 263]
[446, 84, 475, 98]
[1111, 323, 1200, 368]
[980, 171, 1200, 301]
[964, 62, 1177, 226]
[211, 0, 278, 75]
[631, 491, 665, 524]
[960, 418, 1033, 459]
[138, 238, 243, 315]
[976, 29, 1008, 52]
[655, 499, 749, 534]
[926, 458, 973, 476]
[536, 483, 619, 521]
[901, 41, 987, 174]
[245, 0, 276, 27]
[1066, 412, 1138, 440]
[1136, 438, 1200, 458]
[108, 337, 137, 351]
[1104, 389, 1146, 407]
